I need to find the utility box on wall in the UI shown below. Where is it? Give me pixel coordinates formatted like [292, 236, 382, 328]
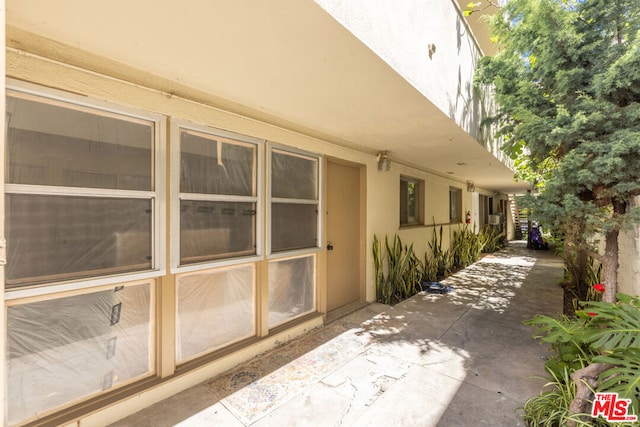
[488, 214, 502, 225]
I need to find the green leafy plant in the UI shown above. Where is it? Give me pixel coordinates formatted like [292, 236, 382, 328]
[373, 224, 506, 304]
[427, 224, 455, 280]
[478, 225, 505, 253]
[422, 250, 438, 283]
[372, 234, 424, 304]
[524, 292, 640, 425]
[451, 224, 484, 269]
[373, 234, 384, 302]
[521, 365, 599, 427]
[384, 234, 409, 304]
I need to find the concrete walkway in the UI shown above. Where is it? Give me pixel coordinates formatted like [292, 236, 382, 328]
[111, 241, 563, 426]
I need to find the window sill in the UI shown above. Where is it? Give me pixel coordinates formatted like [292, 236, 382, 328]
[399, 223, 426, 230]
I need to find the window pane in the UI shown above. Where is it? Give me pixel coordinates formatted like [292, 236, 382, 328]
[271, 203, 318, 252]
[408, 182, 417, 222]
[176, 266, 255, 362]
[6, 194, 152, 287]
[6, 96, 153, 191]
[7, 283, 152, 425]
[180, 131, 256, 196]
[272, 151, 317, 200]
[268, 256, 315, 327]
[401, 178, 422, 226]
[400, 180, 408, 224]
[450, 189, 461, 222]
[180, 200, 256, 264]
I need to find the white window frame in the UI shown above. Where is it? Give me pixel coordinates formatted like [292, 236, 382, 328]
[5, 80, 166, 301]
[266, 142, 323, 259]
[170, 119, 264, 274]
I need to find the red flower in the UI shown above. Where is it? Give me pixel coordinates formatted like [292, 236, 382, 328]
[593, 284, 605, 293]
[588, 312, 598, 317]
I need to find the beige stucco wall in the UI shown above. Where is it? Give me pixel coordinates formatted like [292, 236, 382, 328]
[9, 46, 485, 300]
[5, 43, 494, 424]
[618, 196, 640, 297]
[314, 0, 506, 163]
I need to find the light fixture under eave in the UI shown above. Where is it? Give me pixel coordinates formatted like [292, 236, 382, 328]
[466, 180, 475, 192]
[376, 151, 391, 172]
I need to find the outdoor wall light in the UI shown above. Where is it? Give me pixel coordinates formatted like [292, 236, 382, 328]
[376, 151, 391, 172]
[466, 180, 475, 192]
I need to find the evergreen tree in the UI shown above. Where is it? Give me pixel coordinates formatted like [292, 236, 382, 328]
[476, 0, 640, 303]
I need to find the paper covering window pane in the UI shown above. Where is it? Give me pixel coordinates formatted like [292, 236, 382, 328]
[180, 200, 256, 264]
[180, 131, 255, 196]
[7, 283, 153, 426]
[271, 203, 318, 252]
[176, 266, 255, 362]
[268, 256, 315, 327]
[6, 96, 153, 191]
[6, 194, 152, 288]
[271, 151, 317, 200]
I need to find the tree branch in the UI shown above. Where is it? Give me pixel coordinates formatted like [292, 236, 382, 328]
[585, 250, 605, 264]
[566, 362, 614, 427]
[466, 1, 501, 15]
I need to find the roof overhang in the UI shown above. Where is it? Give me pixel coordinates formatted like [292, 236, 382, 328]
[6, 0, 528, 193]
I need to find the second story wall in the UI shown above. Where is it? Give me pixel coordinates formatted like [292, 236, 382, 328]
[315, 0, 496, 152]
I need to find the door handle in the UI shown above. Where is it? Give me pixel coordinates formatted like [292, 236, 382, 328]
[327, 243, 334, 251]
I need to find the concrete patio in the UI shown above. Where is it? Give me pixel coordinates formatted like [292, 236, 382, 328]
[111, 241, 563, 426]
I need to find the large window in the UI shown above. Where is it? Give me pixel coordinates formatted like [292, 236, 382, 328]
[7, 281, 154, 425]
[400, 176, 424, 226]
[268, 146, 320, 326]
[5, 90, 162, 289]
[174, 126, 261, 268]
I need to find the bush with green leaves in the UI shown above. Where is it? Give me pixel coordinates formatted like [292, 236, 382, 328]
[451, 224, 484, 270]
[478, 225, 506, 253]
[373, 225, 506, 304]
[426, 225, 455, 280]
[523, 292, 640, 426]
[372, 234, 422, 304]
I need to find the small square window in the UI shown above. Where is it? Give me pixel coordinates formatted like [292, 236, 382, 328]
[400, 176, 424, 226]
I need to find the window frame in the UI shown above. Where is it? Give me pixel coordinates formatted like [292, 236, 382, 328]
[449, 186, 463, 223]
[267, 253, 317, 328]
[5, 81, 166, 301]
[400, 175, 424, 227]
[170, 119, 264, 274]
[5, 278, 157, 423]
[266, 142, 323, 258]
[174, 262, 256, 363]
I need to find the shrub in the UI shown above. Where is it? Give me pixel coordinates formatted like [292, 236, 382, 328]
[523, 292, 640, 426]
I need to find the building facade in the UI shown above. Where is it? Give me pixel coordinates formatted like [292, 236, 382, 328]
[1, 1, 538, 426]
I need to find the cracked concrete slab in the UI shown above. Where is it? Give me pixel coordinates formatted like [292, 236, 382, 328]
[110, 241, 564, 426]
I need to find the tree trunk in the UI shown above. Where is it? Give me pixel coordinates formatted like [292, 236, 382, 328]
[602, 228, 619, 303]
[563, 230, 575, 281]
[566, 363, 614, 427]
[575, 248, 588, 299]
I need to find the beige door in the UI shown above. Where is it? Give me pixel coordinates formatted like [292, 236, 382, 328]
[326, 160, 362, 312]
